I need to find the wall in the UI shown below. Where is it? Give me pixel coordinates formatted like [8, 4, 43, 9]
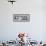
[0, 0, 46, 41]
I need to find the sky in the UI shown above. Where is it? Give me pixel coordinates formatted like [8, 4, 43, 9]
[0, 0, 46, 42]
